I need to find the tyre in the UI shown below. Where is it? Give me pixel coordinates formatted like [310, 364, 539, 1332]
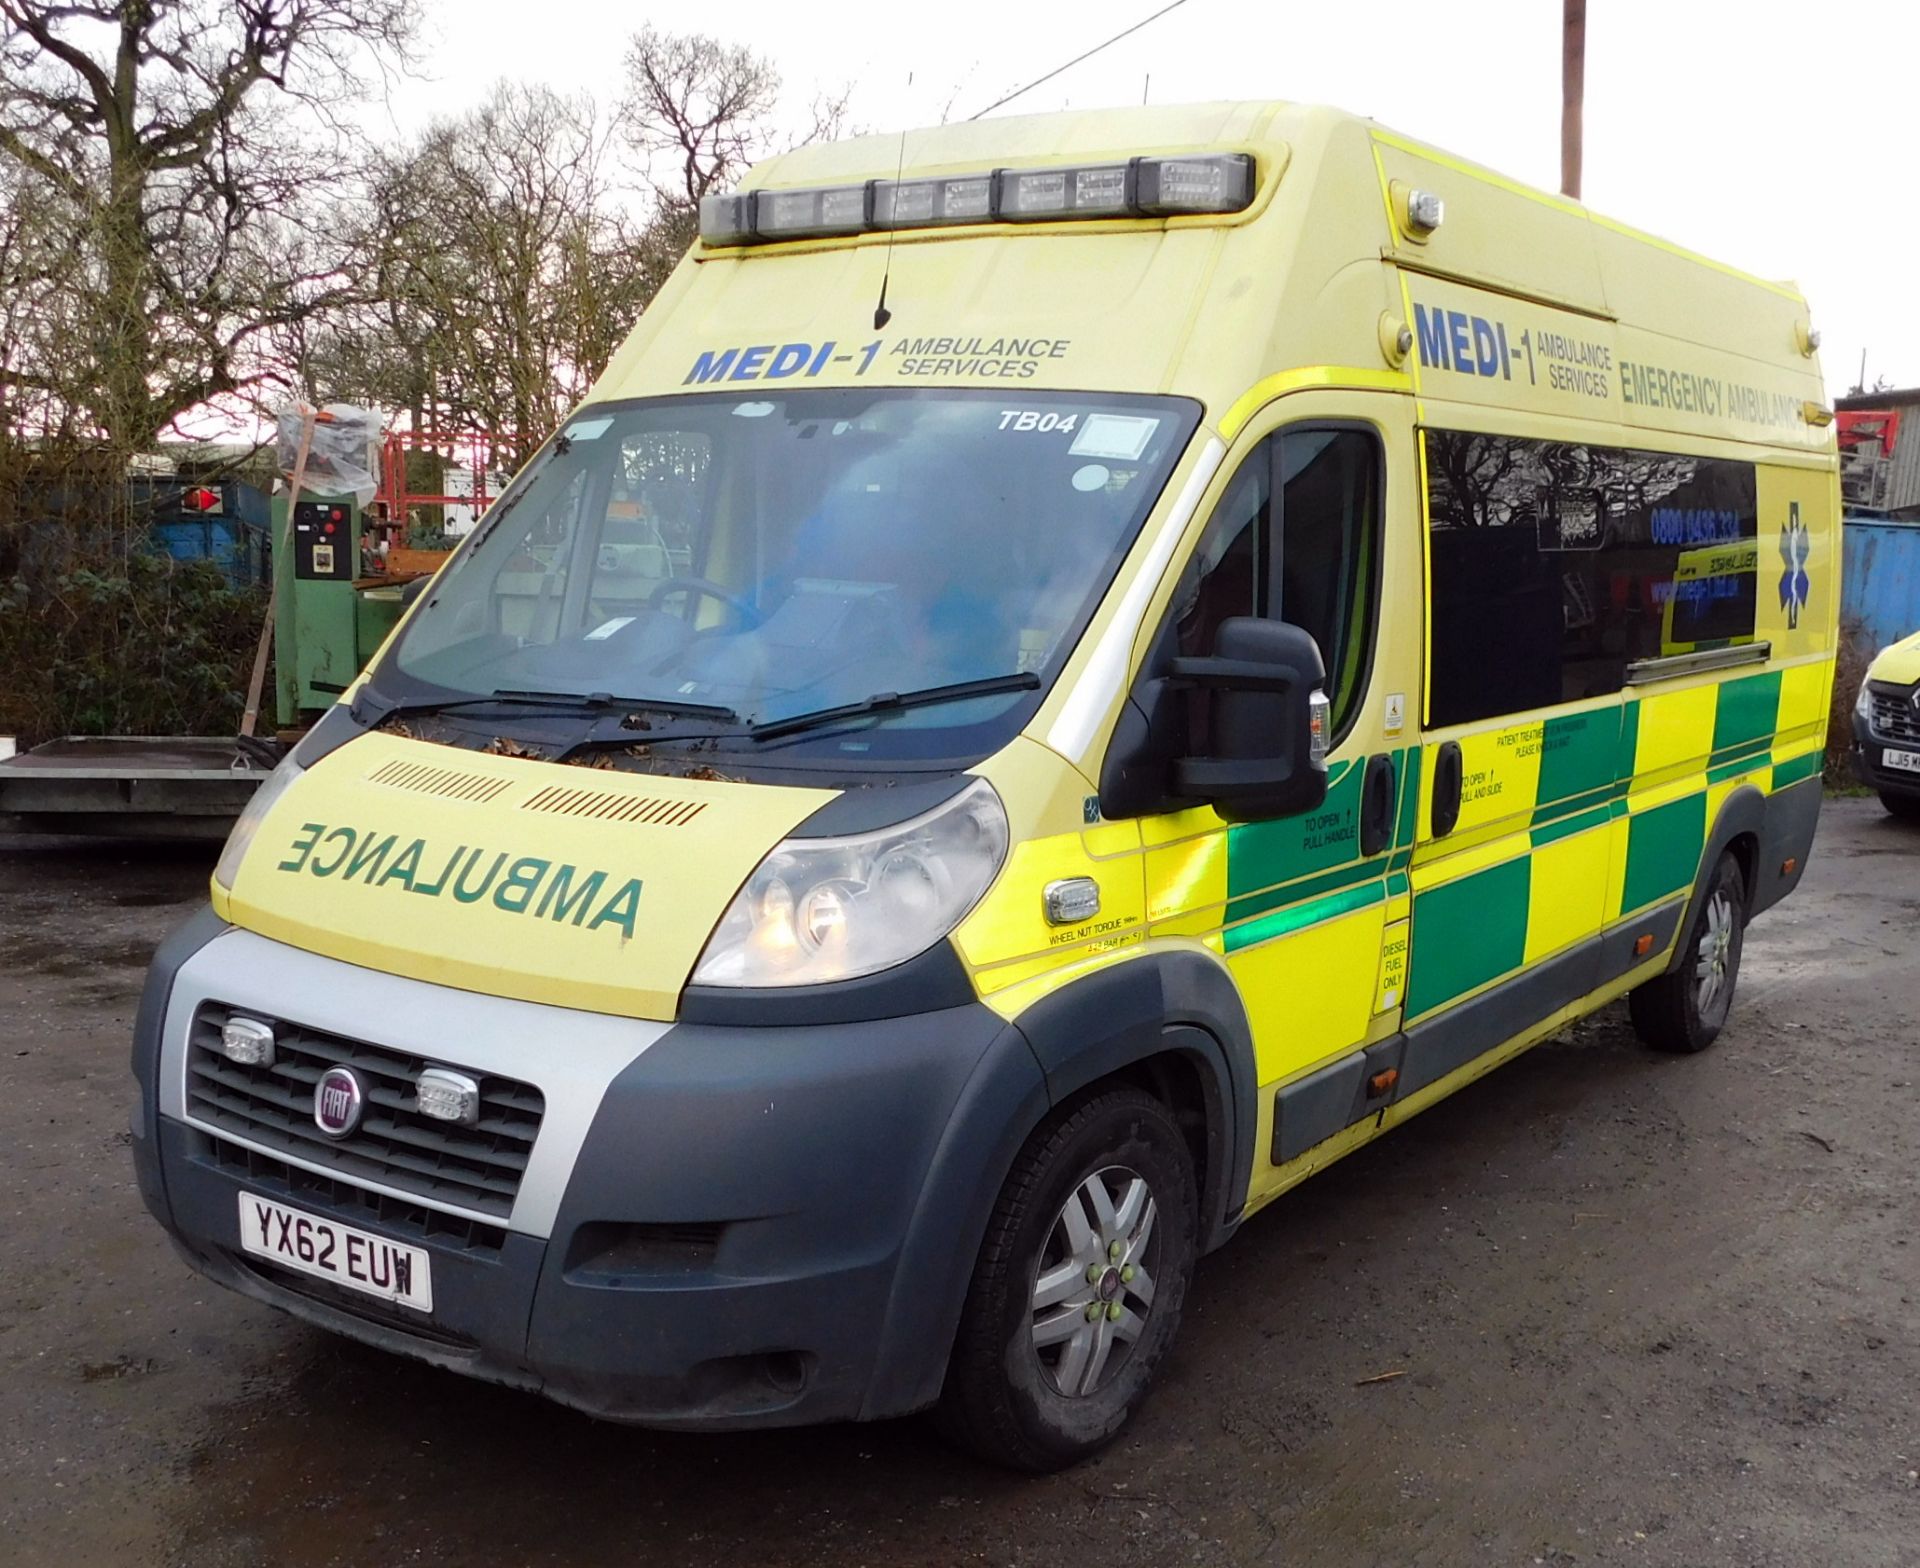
[1628, 850, 1747, 1054]
[1879, 790, 1920, 823]
[935, 1087, 1197, 1472]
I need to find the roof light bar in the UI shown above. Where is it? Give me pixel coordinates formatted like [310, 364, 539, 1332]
[700, 152, 1255, 247]
[998, 161, 1134, 221]
[872, 174, 995, 228]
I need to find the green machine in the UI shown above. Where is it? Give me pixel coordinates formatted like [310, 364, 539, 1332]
[271, 490, 410, 727]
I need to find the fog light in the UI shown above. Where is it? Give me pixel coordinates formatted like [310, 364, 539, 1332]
[220, 1016, 276, 1068]
[416, 1067, 480, 1126]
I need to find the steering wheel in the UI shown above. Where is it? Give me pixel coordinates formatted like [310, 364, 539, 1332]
[644, 576, 763, 629]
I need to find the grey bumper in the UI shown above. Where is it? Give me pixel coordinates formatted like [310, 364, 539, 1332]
[1853, 710, 1920, 798]
[133, 915, 1049, 1427]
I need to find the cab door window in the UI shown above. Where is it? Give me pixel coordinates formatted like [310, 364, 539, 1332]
[1170, 426, 1382, 742]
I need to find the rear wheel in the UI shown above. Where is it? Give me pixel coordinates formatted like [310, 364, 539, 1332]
[935, 1088, 1197, 1472]
[1879, 790, 1920, 823]
[1628, 851, 1747, 1054]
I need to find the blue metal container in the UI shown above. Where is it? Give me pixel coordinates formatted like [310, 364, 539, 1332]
[1841, 514, 1920, 651]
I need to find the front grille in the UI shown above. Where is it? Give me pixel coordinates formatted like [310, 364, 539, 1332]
[195, 1133, 507, 1255]
[1868, 683, 1920, 745]
[186, 1004, 544, 1223]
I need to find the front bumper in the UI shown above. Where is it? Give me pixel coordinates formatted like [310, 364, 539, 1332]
[132, 913, 1048, 1428]
[1852, 705, 1920, 798]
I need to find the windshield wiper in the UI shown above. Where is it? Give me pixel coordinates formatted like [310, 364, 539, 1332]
[492, 688, 740, 722]
[748, 672, 1042, 742]
[353, 686, 739, 726]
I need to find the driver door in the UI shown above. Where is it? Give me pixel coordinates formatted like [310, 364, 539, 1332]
[1138, 391, 1423, 1205]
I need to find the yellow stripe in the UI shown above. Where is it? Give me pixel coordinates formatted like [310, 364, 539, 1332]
[1217, 366, 1410, 442]
[1370, 128, 1589, 217]
[1367, 140, 1400, 239]
[1417, 429, 1433, 726]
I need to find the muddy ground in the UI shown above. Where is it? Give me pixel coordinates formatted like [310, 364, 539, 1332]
[0, 799, 1914, 1567]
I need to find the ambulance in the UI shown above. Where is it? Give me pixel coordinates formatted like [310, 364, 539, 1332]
[1854, 628, 1920, 818]
[131, 102, 1838, 1471]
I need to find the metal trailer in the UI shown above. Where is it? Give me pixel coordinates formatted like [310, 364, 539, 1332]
[0, 736, 269, 839]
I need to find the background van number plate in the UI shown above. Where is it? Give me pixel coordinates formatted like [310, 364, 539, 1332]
[1884, 748, 1920, 774]
[237, 1192, 433, 1312]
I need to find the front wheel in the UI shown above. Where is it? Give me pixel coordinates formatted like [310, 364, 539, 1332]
[1628, 850, 1747, 1053]
[1879, 790, 1920, 823]
[935, 1088, 1197, 1472]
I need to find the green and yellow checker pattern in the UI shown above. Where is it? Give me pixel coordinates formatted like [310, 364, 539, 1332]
[1402, 660, 1828, 1023]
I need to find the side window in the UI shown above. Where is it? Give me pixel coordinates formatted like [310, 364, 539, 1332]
[1168, 426, 1382, 740]
[1276, 429, 1380, 740]
[1172, 455, 1268, 657]
[1425, 430, 1759, 727]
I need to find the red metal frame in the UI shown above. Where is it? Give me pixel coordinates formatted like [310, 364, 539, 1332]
[1837, 407, 1900, 457]
[373, 427, 520, 534]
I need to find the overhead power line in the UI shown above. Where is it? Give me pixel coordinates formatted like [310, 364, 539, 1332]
[967, 1, 1192, 121]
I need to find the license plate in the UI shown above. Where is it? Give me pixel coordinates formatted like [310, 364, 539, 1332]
[1885, 748, 1920, 774]
[237, 1193, 433, 1312]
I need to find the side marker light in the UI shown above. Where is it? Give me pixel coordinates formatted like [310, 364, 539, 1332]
[1366, 1068, 1399, 1099]
[1634, 934, 1655, 957]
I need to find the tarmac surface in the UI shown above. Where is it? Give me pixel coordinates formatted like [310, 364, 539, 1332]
[0, 798, 1915, 1566]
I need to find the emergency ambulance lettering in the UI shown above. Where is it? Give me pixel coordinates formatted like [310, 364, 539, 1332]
[765, 343, 812, 378]
[1411, 303, 1513, 380]
[682, 341, 840, 385]
[344, 833, 397, 884]
[376, 838, 426, 892]
[588, 878, 644, 940]
[312, 826, 355, 876]
[274, 823, 642, 933]
[452, 849, 507, 903]
[536, 865, 609, 925]
[493, 857, 552, 914]
[684, 348, 739, 384]
[411, 843, 468, 898]
[278, 822, 323, 872]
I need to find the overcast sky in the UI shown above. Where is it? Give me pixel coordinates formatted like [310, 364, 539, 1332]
[382, 0, 1907, 396]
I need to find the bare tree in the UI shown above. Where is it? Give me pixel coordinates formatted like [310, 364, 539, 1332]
[0, 0, 418, 456]
[312, 83, 655, 470]
[619, 26, 851, 258]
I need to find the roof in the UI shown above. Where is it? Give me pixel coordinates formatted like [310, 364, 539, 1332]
[1836, 387, 1920, 409]
[594, 101, 1829, 458]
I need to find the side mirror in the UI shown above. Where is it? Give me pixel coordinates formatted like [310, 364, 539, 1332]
[1170, 617, 1329, 823]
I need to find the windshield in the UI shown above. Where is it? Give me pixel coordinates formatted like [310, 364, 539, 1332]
[386, 389, 1198, 761]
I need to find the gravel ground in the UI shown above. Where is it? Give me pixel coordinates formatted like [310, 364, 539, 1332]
[0, 798, 1914, 1567]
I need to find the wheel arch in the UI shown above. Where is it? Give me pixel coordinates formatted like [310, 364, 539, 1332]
[1663, 784, 1766, 975]
[1005, 949, 1259, 1256]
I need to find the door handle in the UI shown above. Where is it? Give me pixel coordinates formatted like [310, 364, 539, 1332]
[1360, 753, 1396, 858]
[1431, 740, 1464, 838]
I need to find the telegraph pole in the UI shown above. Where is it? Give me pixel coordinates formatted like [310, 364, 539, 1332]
[1561, 0, 1586, 198]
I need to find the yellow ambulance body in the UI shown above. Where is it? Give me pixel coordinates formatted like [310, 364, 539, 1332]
[132, 103, 1838, 1470]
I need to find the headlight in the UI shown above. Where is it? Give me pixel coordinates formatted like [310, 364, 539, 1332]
[692, 778, 1009, 988]
[1855, 680, 1873, 720]
[213, 753, 305, 891]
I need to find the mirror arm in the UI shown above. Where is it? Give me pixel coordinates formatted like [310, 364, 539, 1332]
[1165, 657, 1305, 693]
